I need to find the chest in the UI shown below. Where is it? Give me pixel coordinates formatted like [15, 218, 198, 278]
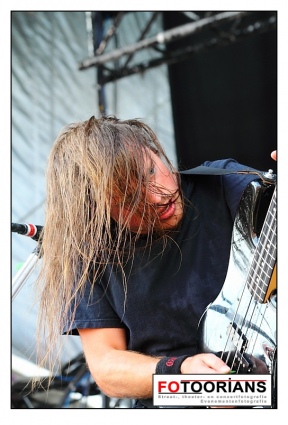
[103, 196, 234, 325]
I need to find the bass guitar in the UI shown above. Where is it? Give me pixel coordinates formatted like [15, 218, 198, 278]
[198, 169, 277, 407]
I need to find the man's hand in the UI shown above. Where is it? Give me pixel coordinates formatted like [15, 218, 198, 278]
[180, 353, 230, 374]
[181, 353, 234, 408]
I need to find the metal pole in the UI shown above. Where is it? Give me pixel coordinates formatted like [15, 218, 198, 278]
[12, 246, 40, 301]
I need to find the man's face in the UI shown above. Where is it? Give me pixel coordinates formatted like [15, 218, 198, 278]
[110, 150, 183, 233]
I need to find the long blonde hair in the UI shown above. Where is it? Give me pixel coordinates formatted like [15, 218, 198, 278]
[35, 115, 179, 375]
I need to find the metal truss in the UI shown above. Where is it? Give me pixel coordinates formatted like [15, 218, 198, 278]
[79, 11, 277, 85]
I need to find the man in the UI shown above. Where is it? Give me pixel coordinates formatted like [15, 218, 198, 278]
[36, 116, 276, 408]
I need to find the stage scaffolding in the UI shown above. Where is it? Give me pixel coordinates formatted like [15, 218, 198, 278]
[79, 11, 276, 114]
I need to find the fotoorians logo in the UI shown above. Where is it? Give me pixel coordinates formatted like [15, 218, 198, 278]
[152, 374, 272, 407]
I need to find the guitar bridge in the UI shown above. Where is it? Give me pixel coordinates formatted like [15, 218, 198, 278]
[219, 350, 254, 373]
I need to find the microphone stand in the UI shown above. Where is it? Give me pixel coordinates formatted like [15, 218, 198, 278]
[12, 240, 42, 301]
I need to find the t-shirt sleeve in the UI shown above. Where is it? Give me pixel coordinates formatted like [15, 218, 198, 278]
[63, 277, 125, 335]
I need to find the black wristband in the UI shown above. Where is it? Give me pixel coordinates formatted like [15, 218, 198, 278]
[155, 355, 190, 374]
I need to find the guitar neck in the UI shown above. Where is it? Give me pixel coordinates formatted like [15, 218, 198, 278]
[247, 188, 276, 303]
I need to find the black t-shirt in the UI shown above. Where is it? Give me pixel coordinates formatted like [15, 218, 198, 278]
[64, 159, 258, 357]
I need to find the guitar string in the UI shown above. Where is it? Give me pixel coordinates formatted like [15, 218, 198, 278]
[233, 192, 276, 372]
[230, 191, 276, 372]
[242, 195, 276, 368]
[222, 188, 276, 373]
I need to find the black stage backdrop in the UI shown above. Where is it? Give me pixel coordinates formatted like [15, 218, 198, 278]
[162, 12, 277, 172]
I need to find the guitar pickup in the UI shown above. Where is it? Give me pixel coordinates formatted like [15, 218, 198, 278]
[224, 322, 255, 373]
[227, 322, 248, 352]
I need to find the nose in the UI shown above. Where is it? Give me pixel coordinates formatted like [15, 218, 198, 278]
[146, 183, 169, 205]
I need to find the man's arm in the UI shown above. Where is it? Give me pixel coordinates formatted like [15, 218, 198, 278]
[78, 327, 230, 399]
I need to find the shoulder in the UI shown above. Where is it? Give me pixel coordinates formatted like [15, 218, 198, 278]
[180, 158, 260, 219]
[201, 158, 253, 171]
[180, 158, 258, 188]
[180, 158, 259, 176]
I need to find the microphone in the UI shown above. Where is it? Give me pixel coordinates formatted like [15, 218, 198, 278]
[12, 223, 43, 242]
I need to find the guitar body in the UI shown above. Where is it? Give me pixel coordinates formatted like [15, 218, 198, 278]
[198, 177, 277, 407]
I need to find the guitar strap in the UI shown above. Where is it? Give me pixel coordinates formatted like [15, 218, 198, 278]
[180, 166, 274, 183]
[180, 166, 242, 176]
[180, 165, 238, 175]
